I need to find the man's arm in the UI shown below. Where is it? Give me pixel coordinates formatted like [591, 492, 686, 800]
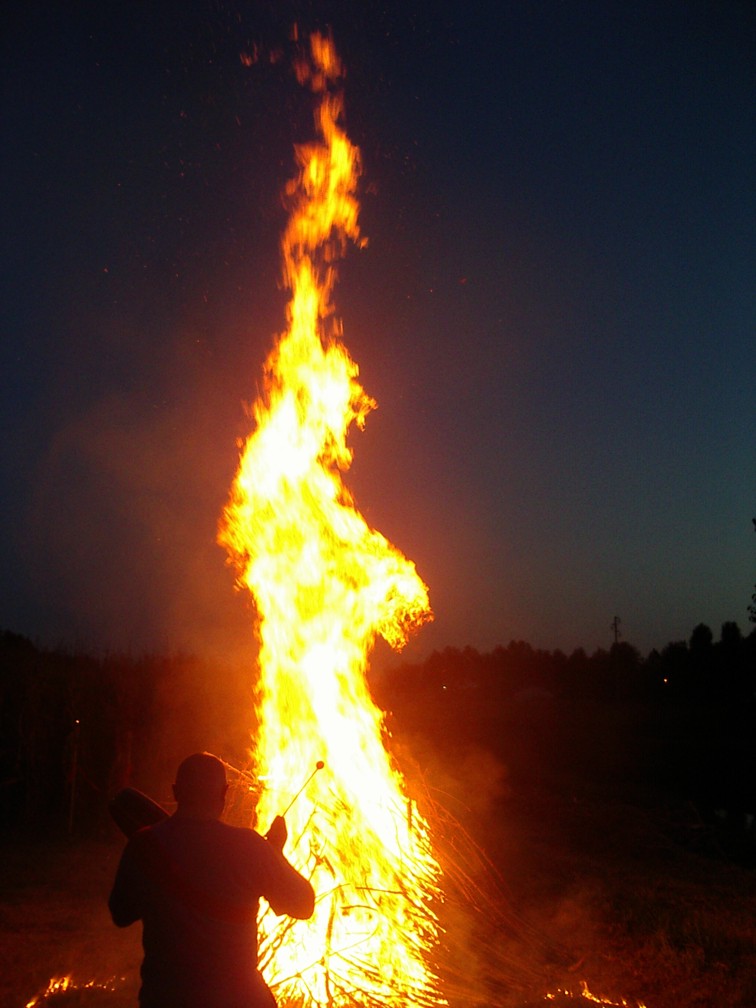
[108, 836, 144, 927]
[263, 816, 315, 919]
[265, 850, 315, 919]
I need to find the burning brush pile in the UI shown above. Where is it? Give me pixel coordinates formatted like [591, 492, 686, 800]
[210, 30, 568, 1008]
[23, 32, 647, 1008]
[214, 31, 441, 1008]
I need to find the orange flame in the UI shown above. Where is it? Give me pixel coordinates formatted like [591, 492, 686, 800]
[545, 981, 648, 1006]
[25, 976, 120, 1007]
[219, 33, 443, 1007]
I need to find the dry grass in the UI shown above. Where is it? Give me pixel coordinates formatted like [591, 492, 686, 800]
[0, 829, 141, 1008]
[3, 789, 756, 1008]
[486, 789, 756, 1008]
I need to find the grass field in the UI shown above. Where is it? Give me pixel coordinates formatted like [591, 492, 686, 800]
[3, 782, 756, 1008]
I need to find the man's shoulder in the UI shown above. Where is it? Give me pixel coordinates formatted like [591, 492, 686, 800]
[123, 822, 159, 853]
[210, 819, 272, 857]
[216, 820, 266, 842]
[209, 821, 281, 882]
[146, 815, 271, 861]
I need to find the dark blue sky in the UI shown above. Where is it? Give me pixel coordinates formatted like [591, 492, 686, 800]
[1, 1, 753, 662]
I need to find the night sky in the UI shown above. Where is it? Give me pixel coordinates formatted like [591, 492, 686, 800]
[2, 1, 754, 664]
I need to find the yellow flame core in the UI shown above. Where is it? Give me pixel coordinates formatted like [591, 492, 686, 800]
[219, 34, 443, 1008]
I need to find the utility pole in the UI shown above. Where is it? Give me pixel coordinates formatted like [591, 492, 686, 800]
[68, 718, 81, 835]
[611, 615, 621, 645]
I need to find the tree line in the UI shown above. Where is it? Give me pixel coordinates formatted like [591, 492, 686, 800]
[0, 630, 254, 832]
[1, 621, 754, 834]
[373, 622, 756, 827]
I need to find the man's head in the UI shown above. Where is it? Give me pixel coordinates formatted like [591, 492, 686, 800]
[173, 752, 227, 819]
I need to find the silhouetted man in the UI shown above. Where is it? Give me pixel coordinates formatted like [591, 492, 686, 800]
[109, 752, 315, 1008]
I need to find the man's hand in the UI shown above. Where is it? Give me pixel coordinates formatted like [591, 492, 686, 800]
[265, 815, 287, 852]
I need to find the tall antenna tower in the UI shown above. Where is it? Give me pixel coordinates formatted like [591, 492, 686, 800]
[611, 615, 622, 645]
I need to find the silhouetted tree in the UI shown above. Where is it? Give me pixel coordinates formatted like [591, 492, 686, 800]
[749, 520, 756, 623]
[690, 622, 714, 652]
[689, 623, 714, 699]
[607, 641, 642, 700]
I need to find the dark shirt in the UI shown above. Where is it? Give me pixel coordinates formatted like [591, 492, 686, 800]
[109, 815, 314, 1008]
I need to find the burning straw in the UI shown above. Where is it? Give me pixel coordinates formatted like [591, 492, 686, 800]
[217, 30, 442, 1008]
[214, 29, 600, 1008]
[221, 754, 573, 1008]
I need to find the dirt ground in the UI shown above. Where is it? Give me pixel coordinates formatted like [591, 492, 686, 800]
[483, 788, 756, 1008]
[0, 828, 141, 1008]
[2, 790, 756, 1008]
